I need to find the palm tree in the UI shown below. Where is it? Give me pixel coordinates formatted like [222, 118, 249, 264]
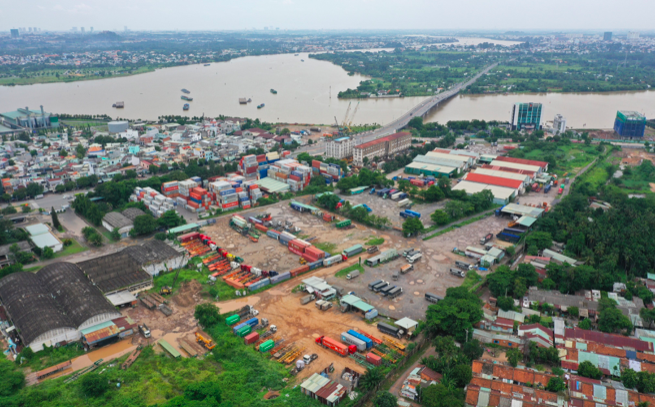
[359, 367, 384, 391]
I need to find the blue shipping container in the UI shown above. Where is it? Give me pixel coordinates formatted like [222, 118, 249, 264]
[244, 318, 259, 328]
[189, 197, 202, 204]
[347, 330, 373, 349]
[405, 210, 421, 218]
[266, 231, 280, 240]
[309, 260, 324, 270]
[219, 189, 236, 196]
[270, 272, 291, 284]
[232, 322, 247, 334]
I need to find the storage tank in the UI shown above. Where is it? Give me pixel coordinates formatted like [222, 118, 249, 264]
[108, 120, 129, 133]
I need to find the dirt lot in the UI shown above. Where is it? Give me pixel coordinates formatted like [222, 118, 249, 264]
[342, 191, 446, 228]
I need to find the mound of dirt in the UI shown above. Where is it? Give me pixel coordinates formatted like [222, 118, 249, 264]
[172, 280, 203, 308]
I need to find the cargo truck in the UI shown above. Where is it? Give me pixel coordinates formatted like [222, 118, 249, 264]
[346, 270, 360, 280]
[397, 198, 411, 208]
[315, 336, 356, 356]
[300, 294, 315, 305]
[368, 279, 383, 290]
[407, 252, 423, 264]
[341, 332, 367, 352]
[480, 233, 493, 245]
[367, 246, 379, 254]
[455, 261, 473, 271]
[388, 287, 403, 299]
[336, 219, 352, 228]
[377, 322, 403, 339]
[450, 268, 466, 278]
[399, 210, 421, 219]
[372, 281, 388, 292]
[400, 264, 413, 274]
[347, 330, 374, 349]
[497, 231, 521, 243]
[380, 284, 396, 296]
[342, 244, 363, 257]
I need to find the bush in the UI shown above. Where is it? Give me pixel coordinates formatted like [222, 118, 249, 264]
[63, 238, 73, 247]
[110, 228, 121, 241]
[194, 303, 221, 328]
[42, 246, 54, 259]
[79, 373, 109, 398]
[155, 232, 167, 241]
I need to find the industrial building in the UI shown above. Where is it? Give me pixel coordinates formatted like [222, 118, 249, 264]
[414, 154, 467, 172]
[426, 151, 473, 169]
[472, 168, 531, 187]
[510, 103, 542, 131]
[121, 207, 147, 222]
[603, 32, 612, 41]
[352, 132, 411, 166]
[325, 136, 354, 159]
[101, 212, 134, 238]
[494, 156, 548, 171]
[0, 107, 59, 131]
[0, 262, 121, 351]
[77, 251, 153, 295]
[108, 120, 129, 133]
[452, 180, 516, 205]
[614, 110, 646, 138]
[489, 159, 543, 175]
[431, 148, 480, 163]
[463, 173, 524, 195]
[0, 241, 31, 267]
[25, 223, 63, 253]
[404, 162, 457, 178]
[122, 239, 188, 276]
[480, 164, 536, 180]
[553, 114, 567, 134]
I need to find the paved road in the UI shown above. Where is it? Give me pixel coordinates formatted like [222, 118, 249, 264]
[294, 62, 499, 158]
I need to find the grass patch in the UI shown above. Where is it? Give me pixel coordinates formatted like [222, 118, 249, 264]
[313, 241, 337, 255]
[17, 342, 86, 371]
[423, 211, 495, 241]
[24, 265, 44, 272]
[365, 237, 385, 246]
[461, 269, 483, 290]
[152, 268, 207, 295]
[335, 263, 365, 279]
[53, 239, 88, 259]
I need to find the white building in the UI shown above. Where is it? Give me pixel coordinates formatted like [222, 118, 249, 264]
[326, 136, 354, 159]
[553, 114, 567, 135]
[25, 223, 63, 253]
[628, 31, 640, 41]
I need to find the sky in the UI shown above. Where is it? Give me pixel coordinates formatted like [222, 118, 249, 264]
[5, 0, 655, 32]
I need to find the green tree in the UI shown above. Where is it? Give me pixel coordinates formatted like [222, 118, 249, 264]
[360, 367, 384, 391]
[430, 209, 450, 226]
[421, 383, 463, 407]
[373, 391, 397, 407]
[158, 210, 185, 229]
[622, 368, 638, 389]
[487, 266, 515, 297]
[546, 376, 566, 392]
[598, 303, 633, 335]
[578, 318, 592, 330]
[452, 364, 473, 387]
[110, 228, 121, 241]
[426, 286, 483, 342]
[568, 306, 579, 318]
[80, 373, 109, 398]
[184, 381, 222, 403]
[149, 164, 159, 174]
[75, 143, 87, 159]
[526, 231, 553, 251]
[194, 303, 221, 328]
[132, 214, 157, 236]
[42, 246, 54, 259]
[402, 217, 424, 237]
[25, 183, 44, 198]
[496, 296, 515, 311]
[51, 207, 61, 230]
[577, 361, 602, 380]
[55, 184, 65, 193]
[2, 206, 17, 215]
[0, 354, 25, 397]
[462, 339, 484, 362]
[507, 348, 522, 367]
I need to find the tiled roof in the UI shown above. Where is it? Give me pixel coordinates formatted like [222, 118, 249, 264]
[465, 387, 480, 405]
[472, 360, 484, 374]
[353, 132, 410, 150]
[493, 364, 514, 380]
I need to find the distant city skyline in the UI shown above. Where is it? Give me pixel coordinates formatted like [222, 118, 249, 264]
[4, 0, 655, 32]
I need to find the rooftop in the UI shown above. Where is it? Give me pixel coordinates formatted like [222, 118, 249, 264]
[121, 207, 146, 221]
[25, 223, 50, 236]
[102, 212, 133, 229]
[354, 132, 410, 150]
[77, 251, 152, 294]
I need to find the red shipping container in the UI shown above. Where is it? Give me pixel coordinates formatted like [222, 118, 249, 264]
[254, 224, 268, 233]
[164, 186, 179, 192]
[189, 192, 202, 200]
[246, 166, 258, 174]
[193, 187, 207, 194]
[235, 187, 243, 192]
[289, 175, 301, 182]
[305, 246, 325, 259]
[312, 160, 322, 169]
[187, 201, 200, 209]
[222, 201, 239, 209]
[289, 265, 310, 277]
[289, 246, 304, 256]
[179, 232, 200, 243]
[302, 253, 320, 263]
[366, 353, 382, 366]
[267, 229, 280, 235]
[242, 204, 251, 209]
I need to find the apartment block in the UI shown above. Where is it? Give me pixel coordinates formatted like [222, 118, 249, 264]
[325, 136, 354, 159]
[352, 132, 411, 166]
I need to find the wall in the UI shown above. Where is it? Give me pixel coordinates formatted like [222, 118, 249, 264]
[141, 255, 189, 276]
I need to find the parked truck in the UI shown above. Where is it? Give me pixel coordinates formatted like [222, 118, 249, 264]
[372, 281, 389, 292]
[346, 270, 360, 280]
[455, 260, 473, 271]
[400, 264, 413, 274]
[399, 210, 421, 219]
[450, 268, 466, 278]
[366, 246, 379, 254]
[397, 198, 411, 208]
[407, 252, 423, 264]
[315, 336, 356, 356]
[377, 322, 403, 339]
[388, 287, 403, 299]
[425, 293, 444, 303]
[368, 279, 383, 290]
[480, 233, 493, 245]
[341, 332, 367, 352]
[300, 294, 315, 305]
[347, 330, 373, 349]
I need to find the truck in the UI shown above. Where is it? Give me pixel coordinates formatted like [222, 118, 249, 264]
[450, 268, 466, 278]
[323, 254, 344, 267]
[346, 270, 360, 280]
[377, 321, 403, 339]
[315, 300, 332, 311]
[544, 184, 552, 193]
[480, 233, 493, 245]
[388, 287, 403, 299]
[380, 285, 396, 296]
[341, 332, 367, 352]
[399, 210, 421, 219]
[397, 198, 411, 208]
[403, 248, 418, 257]
[347, 330, 373, 349]
[342, 244, 363, 257]
[301, 294, 315, 305]
[392, 270, 399, 281]
[368, 279, 383, 290]
[407, 252, 423, 264]
[372, 281, 388, 292]
[400, 264, 413, 274]
[425, 293, 443, 303]
[497, 231, 521, 243]
[336, 219, 352, 229]
[139, 324, 151, 338]
[315, 336, 356, 356]
[366, 246, 379, 254]
[455, 260, 473, 271]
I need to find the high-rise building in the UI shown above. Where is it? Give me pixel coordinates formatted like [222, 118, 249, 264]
[614, 111, 646, 138]
[352, 132, 412, 166]
[326, 136, 354, 159]
[90, 27, 94, 33]
[553, 114, 567, 135]
[603, 32, 612, 41]
[81, 27, 85, 33]
[510, 103, 543, 131]
[10, 29, 19, 38]
[28, 27, 32, 32]
[72, 27, 78, 32]
[628, 32, 640, 41]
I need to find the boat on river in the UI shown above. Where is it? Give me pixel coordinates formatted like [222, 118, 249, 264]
[181, 96, 193, 101]
[270, 89, 277, 94]
[257, 103, 265, 109]
[181, 89, 190, 94]
[183, 103, 190, 111]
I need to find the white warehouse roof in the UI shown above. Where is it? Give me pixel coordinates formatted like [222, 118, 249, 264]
[490, 160, 542, 173]
[452, 180, 516, 200]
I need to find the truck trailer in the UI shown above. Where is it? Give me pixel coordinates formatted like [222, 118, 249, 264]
[315, 336, 355, 356]
[341, 332, 367, 352]
[377, 322, 403, 339]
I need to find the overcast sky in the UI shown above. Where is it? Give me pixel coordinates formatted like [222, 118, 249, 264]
[5, 0, 655, 32]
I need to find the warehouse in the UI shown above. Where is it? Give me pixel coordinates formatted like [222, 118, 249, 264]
[253, 177, 290, 194]
[168, 223, 200, 236]
[404, 162, 457, 178]
[463, 173, 524, 195]
[490, 159, 542, 175]
[452, 181, 516, 205]
[426, 151, 473, 169]
[77, 251, 153, 295]
[495, 156, 548, 171]
[122, 207, 147, 221]
[432, 148, 480, 162]
[413, 154, 467, 172]
[480, 164, 536, 181]
[0, 262, 121, 351]
[500, 203, 545, 219]
[472, 168, 531, 187]
[479, 154, 497, 164]
[25, 223, 63, 253]
[101, 212, 134, 238]
[123, 239, 188, 276]
[302, 276, 336, 300]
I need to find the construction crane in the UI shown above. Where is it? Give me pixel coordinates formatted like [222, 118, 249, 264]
[195, 332, 216, 350]
[346, 102, 360, 131]
[341, 102, 352, 130]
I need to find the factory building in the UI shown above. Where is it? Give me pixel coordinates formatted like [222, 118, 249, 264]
[352, 132, 411, 166]
[463, 173, 524, 195]
[472, 168, 531, 187]
[452, 181, 516, 205]
[510, 103, 542, 131]
[426, 151, 473, 169]
[489, 159, 543, 175]
[0, 106, 59, 130]
[325, 136, 354, 159]
[101, 212, 134, 239]
[494, 156, 548, 172]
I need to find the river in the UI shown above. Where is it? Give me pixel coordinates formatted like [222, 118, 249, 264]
[0, 46, 652, 129]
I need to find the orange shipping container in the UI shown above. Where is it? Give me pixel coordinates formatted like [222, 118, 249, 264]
[235, 187, 243, 192]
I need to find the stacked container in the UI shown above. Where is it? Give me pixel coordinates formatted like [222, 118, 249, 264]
[303, 246, 325, 263]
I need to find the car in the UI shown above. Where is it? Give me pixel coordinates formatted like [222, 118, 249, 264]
[522, 297, 530, 308]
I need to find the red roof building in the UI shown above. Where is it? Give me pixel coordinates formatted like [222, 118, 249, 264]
[353, 132, 411, 166]
[495, 156, 549, 170]
[464, 173, 524, 190]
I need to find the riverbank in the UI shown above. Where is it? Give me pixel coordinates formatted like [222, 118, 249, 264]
[0, 65, 161, 87]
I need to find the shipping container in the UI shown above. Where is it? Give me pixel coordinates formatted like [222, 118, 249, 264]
[236, 325, 252, 337]
[335, 219, 351, 228]
[226, 314, 240, 326]
[316, 336, 352, 357]
[323, 254, 344, 267]
[244, 332, 260, 345]
[342, 244, 363, 257]
[372, 281, 388, 292]
[341, 332, 367, 352]
[347, 330, 373, 349]
[259, 340, 274, 352]
[388, 287, 403, 299]
[380, 285, 396, 296]
[366, 352, 382, 366]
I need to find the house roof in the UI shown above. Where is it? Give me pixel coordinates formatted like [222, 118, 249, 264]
[0, 241, 31, 257]
[102, 212, 133, 229]
[121, 207, 146, 221]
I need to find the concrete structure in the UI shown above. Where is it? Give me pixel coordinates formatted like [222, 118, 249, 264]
[11, 29, 19, 38]
[25, 223, 62, 253]
[510, 102, 542, 131]
[0, 263, 121, 351]
[614, 110, 646, 138]
[452, 180, 516, 205]
[325, 136, 354, 159]
[0, 241, 31, 267]
[627, 31, 640, 41]
[108, 121, 129, 134]
[553, 114, 567, 134]
[101, 212, 134, 238]
[603, 32, 612, 41]
[1, 107, 59, 131]
[352, 132, 411, 166]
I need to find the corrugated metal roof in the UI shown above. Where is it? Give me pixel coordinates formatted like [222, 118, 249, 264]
[495, 155, 548, 169]
[301, 373, 330, 394]
[254, 177, 291, 194]
[168, 223, 200, 234]
[25, 223, 50, 236]
[158, 339, 181, 358]
[340, 294, 361, 306]
[352, 300, 374, 313]
[517, 215, 537, 227]
[81, 321, 119, 344]
[501, 203, 545, 218]
[490, 159, 542, 173]
[465, 173, 524, 189]
[395, 317, 418, 329]
[452, 180, 516, 199]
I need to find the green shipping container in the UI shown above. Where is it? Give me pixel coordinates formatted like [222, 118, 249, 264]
[336, 219, 351, 228]
[237, 325, 252, 337]
[226, 314, 240, 326]
[259, 340, 274, 352]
